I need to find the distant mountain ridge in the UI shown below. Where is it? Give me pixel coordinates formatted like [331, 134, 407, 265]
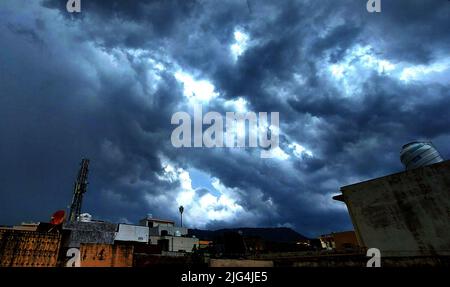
[188, 227, 309, 243]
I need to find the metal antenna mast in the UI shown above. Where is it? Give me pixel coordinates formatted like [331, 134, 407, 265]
[69, 159, 90, 222]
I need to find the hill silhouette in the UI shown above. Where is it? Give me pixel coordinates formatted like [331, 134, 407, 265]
[188, 227, 309, 243]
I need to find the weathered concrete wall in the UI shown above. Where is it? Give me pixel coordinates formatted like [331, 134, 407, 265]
[171, 237, 199, 252]
[340, 160, 450, 256]
[288, 255, 450, 267]
[150, 235, 199, 252]
[63, 221, 117, 248]
[0, 229, 61, 267]
[79, 243, 133, 267]
[251, 251, 449, 267]
[210, 259, 274, 267]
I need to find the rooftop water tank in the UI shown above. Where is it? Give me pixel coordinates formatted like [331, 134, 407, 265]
[78, 213, 92, 222]
[400, 141, 443, 170]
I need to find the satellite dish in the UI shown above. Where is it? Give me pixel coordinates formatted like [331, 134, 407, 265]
[50, 210, 66, 225]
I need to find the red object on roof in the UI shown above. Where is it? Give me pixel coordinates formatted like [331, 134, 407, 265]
[50, 210, 66, 225]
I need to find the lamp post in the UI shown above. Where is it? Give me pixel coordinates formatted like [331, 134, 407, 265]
[179, 205, 184, 227]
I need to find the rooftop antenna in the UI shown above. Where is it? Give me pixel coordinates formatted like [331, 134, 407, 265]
[179, 205, 184, 227]
[69, 159, 90, 222]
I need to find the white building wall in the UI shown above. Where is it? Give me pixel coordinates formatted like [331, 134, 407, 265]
[115, 224, 149, 243]
[148, 226, 188, 236]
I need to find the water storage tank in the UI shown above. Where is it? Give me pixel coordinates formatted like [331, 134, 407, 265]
[78, 213, 92, 222]
[400, 141, 443, 170]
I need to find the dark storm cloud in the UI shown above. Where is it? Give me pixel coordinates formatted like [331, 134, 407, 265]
[0, 1, 185, 224]
[366, 0, 450, 63]
[1, 0, 449, 237]
[43, 0, 201, 50]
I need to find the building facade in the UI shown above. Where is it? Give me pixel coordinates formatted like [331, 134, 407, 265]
[334, 160, 450, 257]
[319, 231, 360, 251]
[0, 229, 61, 267]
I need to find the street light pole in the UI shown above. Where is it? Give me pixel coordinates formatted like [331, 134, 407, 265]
[179, 205, 184, 227]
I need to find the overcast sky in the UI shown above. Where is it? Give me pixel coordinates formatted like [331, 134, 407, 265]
[0, 0, 449, 237]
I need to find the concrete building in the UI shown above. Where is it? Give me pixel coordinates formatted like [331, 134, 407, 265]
[148, 225, 188, 237]
[141, 216, 187, 237]
[139, 214, 198, 252]
[319, 231, 360, 251]
[150, 235, 199, 253]
[12, 222, 40, 232]
[62, 221, 117, 248]
[115, 224, 149, 243]
[139, 216, 175, 227]
[198, 240, 213, 249]
[79, 243, 134, 267]
[334, 160, 450, 257]
[0, 229, 61, 267]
